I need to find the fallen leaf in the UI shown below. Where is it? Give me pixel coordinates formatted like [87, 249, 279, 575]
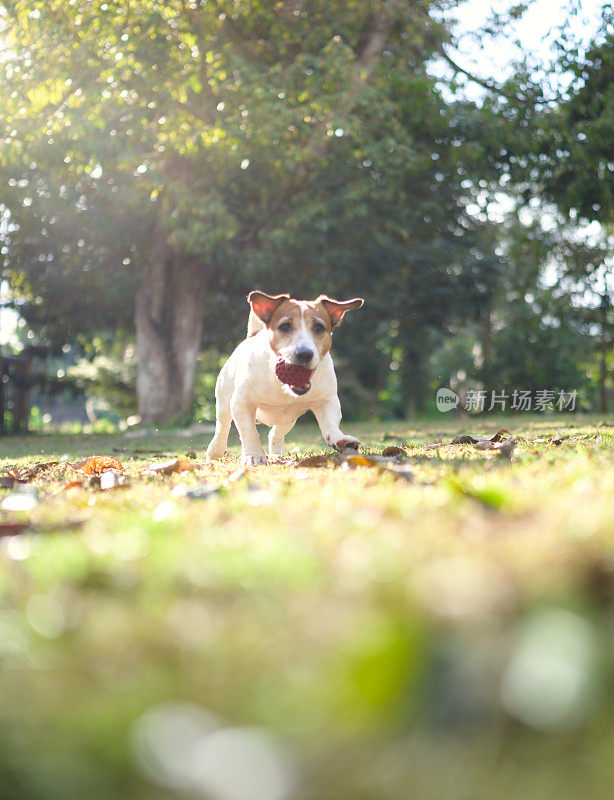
[4, 461, 61, 482]
[342, 455, 413, 482]
[452, 428, 512, 446]
[474, 436, 516, 456]
[342, 454, 385, 467]
[72, 456, 124, 474]
[295, 454, 331, 468]
[549, 433, 596, 446]
[493, 437, 517, 459]
[29, 460, 60, 473]
[490, 428, 512, 443]
[381, 446, 406, 457]
[450, 428, 517, 456]
[452, 435, 478, 444]
[58, 480, 84, 492]
[149, 458, 197, 475]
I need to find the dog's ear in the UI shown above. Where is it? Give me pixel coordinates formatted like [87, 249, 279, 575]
[317, 296, 364, 328]
[247, 291, 290, 325]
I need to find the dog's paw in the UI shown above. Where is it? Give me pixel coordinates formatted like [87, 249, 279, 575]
[241, 452, 269, 467]
[331, 436, 360, 453]
[206, 444, 226, 461]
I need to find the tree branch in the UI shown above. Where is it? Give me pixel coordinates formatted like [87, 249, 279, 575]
[252, 0, 401, 235]
[301, 0, 400, 165]
[439, 47, 529, 103]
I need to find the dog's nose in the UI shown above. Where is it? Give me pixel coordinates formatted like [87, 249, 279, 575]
[294, 348, 314, 365]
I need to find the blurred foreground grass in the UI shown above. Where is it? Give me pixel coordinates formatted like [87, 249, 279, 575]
[1, 414, 613, 800]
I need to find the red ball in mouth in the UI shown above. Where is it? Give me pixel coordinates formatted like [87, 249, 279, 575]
[275, 358, 314, 394]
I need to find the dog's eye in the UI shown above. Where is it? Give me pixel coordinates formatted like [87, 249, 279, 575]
[313, 322, 326, 334]
[278, 322, 292, 333]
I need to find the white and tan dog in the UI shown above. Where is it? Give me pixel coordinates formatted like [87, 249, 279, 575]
[206, 291, 364, 466]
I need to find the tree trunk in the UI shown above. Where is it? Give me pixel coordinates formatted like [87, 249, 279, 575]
[479, 305, 494, 390]
[135, 230, 207, 424]
[401, 340, 427, 419]
[599, 295, 609, 414]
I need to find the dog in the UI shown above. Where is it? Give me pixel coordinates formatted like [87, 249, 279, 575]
[206, 291, 364, 465]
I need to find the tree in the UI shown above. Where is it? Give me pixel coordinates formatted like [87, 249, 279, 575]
[0, 0, 400, 420]
[484, 216, 597, 404]
[438, 1, 613, 411]
[1, 0, 506, 422]
[537, 6, 614, 410]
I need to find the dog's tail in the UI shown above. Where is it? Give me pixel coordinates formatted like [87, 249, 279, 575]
[247, 310, 265, 337]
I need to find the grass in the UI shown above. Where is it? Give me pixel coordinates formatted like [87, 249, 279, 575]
[0, 413, 613, 800]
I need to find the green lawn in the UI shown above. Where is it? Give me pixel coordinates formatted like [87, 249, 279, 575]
[1, 414, 613, 800]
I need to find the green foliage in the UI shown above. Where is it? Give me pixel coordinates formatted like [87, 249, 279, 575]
[540, 5, 614, 224]
[0, 0, 514, 416]
[0, 0, 610, 419]
[67, 349, 137, 414]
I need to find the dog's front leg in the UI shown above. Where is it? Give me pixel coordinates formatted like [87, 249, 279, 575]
[231, 397, 268, 466]
[268, 420, 296, 459]
[206, 366, 233, 460]
[313, 396, 360, 453]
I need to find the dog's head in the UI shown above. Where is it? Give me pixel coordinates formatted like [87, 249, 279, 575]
[248, 292, 364, 373]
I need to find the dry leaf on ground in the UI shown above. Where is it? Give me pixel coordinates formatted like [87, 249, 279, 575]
[452, 435, 478, 444]
[450, 428, 516, 458]
[452, 428, 511, 445]
[72, 456, 124, 474]
[492, 438, 517, 459]
[381, 446, 406, 457]
[149, 458, 197, 475]
[294, 454, 331, 468]
[58, 481, 85, 492]
[342, 454, 413, 482]
[3, 461, 61, 482]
